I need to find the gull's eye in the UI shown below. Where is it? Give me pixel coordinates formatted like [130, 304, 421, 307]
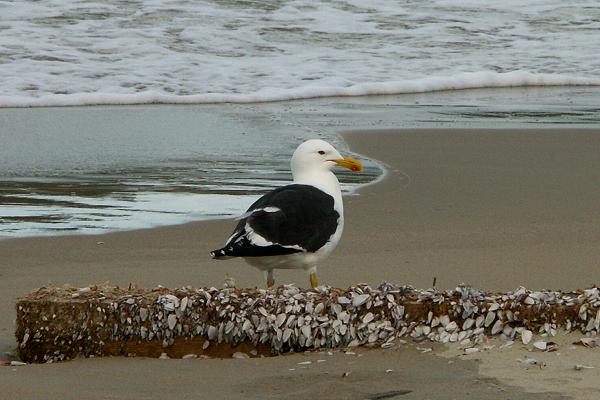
[318, 150, 325, 155]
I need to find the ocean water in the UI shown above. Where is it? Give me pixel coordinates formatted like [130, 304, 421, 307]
[1, 1, 599, 237]
[0, 103, 383, 237]
[0, 0, 599, 106]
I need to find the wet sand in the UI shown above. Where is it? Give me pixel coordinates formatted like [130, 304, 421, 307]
[2, 128, 600, 399]
[340, 128, 600, 291]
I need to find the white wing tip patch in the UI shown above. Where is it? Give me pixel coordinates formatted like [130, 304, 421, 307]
[235, 206, 281, 220]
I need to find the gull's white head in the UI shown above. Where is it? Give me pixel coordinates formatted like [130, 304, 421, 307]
[290, 139, 362, 181]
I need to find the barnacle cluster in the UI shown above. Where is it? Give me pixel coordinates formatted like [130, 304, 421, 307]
[15, 283, 600, 363]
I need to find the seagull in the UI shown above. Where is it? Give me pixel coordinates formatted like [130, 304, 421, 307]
[210, 139, 362, 288]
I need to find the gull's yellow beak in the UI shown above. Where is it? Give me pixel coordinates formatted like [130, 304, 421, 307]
[332, 157, 363, 172]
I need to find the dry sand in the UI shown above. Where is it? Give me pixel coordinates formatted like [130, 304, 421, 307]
[440, 332, 600, 400]
[2, 128, 600, 399]
[341, 128, 600, 292]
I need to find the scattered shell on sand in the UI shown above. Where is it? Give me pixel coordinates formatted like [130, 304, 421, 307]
[573, 338, 598, 348]
[574, 364, 594, 371]
[518, 357, 546, 368]
[10, 361, 27, 366]
[533, 341, 547, 351]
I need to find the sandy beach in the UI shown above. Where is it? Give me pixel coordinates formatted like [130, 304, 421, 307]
[2, 128, 600, 399]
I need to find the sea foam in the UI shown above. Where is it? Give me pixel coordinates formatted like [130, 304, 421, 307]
[1, 72, 598, 108]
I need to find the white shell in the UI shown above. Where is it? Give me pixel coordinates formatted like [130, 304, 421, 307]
[533, 341, 547, 351]
[462, 318, 474, 330]
[484, 312, 495, 327]
[283, 328, 292, 343]
[440, 315, 450, 327]
[340, 324, 348, 335]
[579, 304, 588, 320]
[475, 315, 484, 328]
[352, 294, 370, 307]
[276, 313, 287, 328]
[242, 319, 252, 332]
[491, 320, 503, 335]
[301, 325, 311, 338]
[445, 321, 457, 332]
[167, 314, 177, 330]
[574, 364, 595, 371]
[180, 297, 189, 313]
[521, 330, 533, 345]
[207, 326, 217, 340]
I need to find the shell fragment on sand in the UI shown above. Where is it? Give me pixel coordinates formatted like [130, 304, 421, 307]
[574, 364, 594, 371]
[10, 361, 27, 366]
[518, 357, 546, 368]
[464, 347, 479, 354]
[573, 337, 598, 348]
[532, 341, 547, 351]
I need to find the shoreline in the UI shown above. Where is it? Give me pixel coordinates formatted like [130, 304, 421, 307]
[3, 86, 599, 239]
[2, 128, 600, 399]
[0, 151, 386, 242]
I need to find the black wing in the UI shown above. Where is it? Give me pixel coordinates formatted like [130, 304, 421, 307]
[211, 184, 340, 258]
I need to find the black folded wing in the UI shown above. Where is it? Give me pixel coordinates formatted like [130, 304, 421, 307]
[211, 184, 340, 258]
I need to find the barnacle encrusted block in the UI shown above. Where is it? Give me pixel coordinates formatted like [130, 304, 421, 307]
[15, 283, 600, 363]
